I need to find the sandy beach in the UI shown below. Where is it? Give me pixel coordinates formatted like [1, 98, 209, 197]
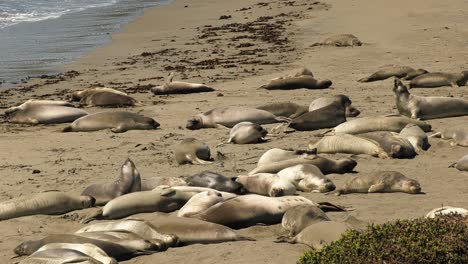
[1, 0, 467, 263]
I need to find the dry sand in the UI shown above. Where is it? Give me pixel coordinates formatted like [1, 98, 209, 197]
[1, 0, 467, 263]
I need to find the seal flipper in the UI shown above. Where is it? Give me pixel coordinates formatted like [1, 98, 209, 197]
[81, 208, 104, 224]
[111, 124, 128, 133]
[62, 125, 74, 132]
[274, 235, 296, 244]
[368, 183, 386, 193]
[317, 202, 353, 212]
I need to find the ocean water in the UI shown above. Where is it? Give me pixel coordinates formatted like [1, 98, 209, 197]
[0, 0, 171, 86]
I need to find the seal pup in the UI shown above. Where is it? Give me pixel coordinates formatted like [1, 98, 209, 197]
[235, 173, 296, 197]
[449, 154, 468, 171]
[186, 171, 245, 193]
[6, 104, 88, 124]
[81, 159, 141, 206]
[358, 66, 428, 82]
[79, 91, 141, 107]
[62, 111, 159, 133]
[177, 190, 236, 217]
[224, 122, 268, 144]
[425, 206, 468, 218]
[430, 126, 468, 147]
[259, 75, 332, 90]
[0, 191, 94, 221]
[335, 171, 422, 195]
[308, 95, 361, 117]
[394, 78, 468, 119]
[174, 138, 213, 165]
[72, 87, 127, 101]
[309, 134, 389, 158]
[151, 72, 215, 95]
[311, 34, 362, 47]
[281, 205, 330, 236]
[277, 164, 336, 192]
[20, 248, 103, 264]
[399, 123, 431, 152]
[257, 102, 308, 119]
[33, 243, 117, 264]
[357, 131, 417, 159]
[409, 71, 468, 88]
[186, 106, 289, 130]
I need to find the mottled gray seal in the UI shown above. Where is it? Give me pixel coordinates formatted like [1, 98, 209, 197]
[259, 75, 332, 90]
[20, 248, 103, 264]
[151, 72, 215, 95]
[449, 154, 468, 171]
[308, 95, 361, 117]
[257, 102, 308, 119]
[235, 173, 296, 197]
[186, 106, 289, 130]
[357, 131, 417, 159]
[394, 78, 468, 119]
[72, 87, 127, 101]
[186, 171, 245, 193]
[311, 34, 362, 47]
[0, 191, 94, 221]
[177, 190, 236, 217]
[430, 126, 468, 147]
[399, 123, 431, 152]
[6, 104, 88, 124]
[225, 122, 268, 144]
[79, 91, 141, 107]
[309, 134, 389, 158]
[174, 138, 213, 165]
[358, 66, 428, 82]
[281, 205, 330, 236]
[277, 164, 336, 192]
[81, 159, 141, 206]
[323, 114, 432, 135]
[409, 71, 468, 88]
[425, 206, 468, 218]
[33, 243, 117, 264]
[335, 171, 422, 195]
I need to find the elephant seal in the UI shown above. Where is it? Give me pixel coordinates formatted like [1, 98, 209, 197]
[357, 131, 417, 159]
[174, 138, 213, 165]
[6, 104, 88, 124]
[34, 243, 117, 264]
[177, 190, 236, 217]
[0, 191, 94, 221]
[271, 67, 314, 80]
[186, 106, 289, 130]
[257, 148, 316, 166]
[235, 173, 296, 197]
[151, 72, 215, 95]
[309, 134, 389, 158]
[81, 159, 141, 206]
[79, 91, 141, 107]
[335, 171, 422, 195]
[225, 122, 268, 144]
[276, 221, 352, 249]
[425, 206, 468, 218]
[186, 171, 245, 193]
[5, 99, 74, 114]
[72, 87, 127, 101]
[63, 111, 160, 133]
[430, 126, 468, 147]
[358, 66, 428, 82]
[82, 187, 194, 222]
[449, 154, 468, 171]
[277, 164, 336, 192]
[311, 34, 362, 47]
[20, 248, 103, 264]
[394, 78, 468, 120]
[399, 124, 431, 152]
[281, 205, 330, 236]
[409, 71, 468, 88]
[257, 102, 308, 119]
[191, 194, 315, 228]
[259, 75, 332, 90]
[308, 95, 361, 117]
[288, 97, 347, 131]
[140, 176, 187, 191]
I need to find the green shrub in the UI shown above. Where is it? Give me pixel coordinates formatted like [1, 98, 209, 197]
[299, 215, 467, 264]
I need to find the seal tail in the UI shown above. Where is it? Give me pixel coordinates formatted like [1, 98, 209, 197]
[80, 209, 104, 224]
[193, 157, 214, 165]
[448, 162, 457, 168]
[257, 85, 267, 90]
[62, 126, 73, 132]
[274, 235, 296, 244]
[319, 128, 334, 136]
[358, 77, 371, 82]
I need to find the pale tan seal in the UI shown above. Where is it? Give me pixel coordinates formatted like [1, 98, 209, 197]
[430, 126, 468, 147]
[72, 87, 127, 101]
[309, 134, 390, 158]
[174, 138, 213, 165]
[281, 205, 330, 236]
[449, 154, 468, 171]
[357, 131, 417, 159]
[0, 191, 94, 221]
[5, 99, 74, 114]
[335, 171, 422, 195]
[186, 106, 289, 130]
[311, 34, 362, 47]
[259, 75, 332, 90]
[308, 95, 361, 117]
[358, 66, 428, 82]
[394, 78, 468, 119]
[277, 164, 336, 192]
[81, 159, 141, 206]
[399, 123, 431, 152]
[257, 102, 308, 119]
[235, 173, 296, 197]
[270, 67, 314, 80]
[79, 91, 141, 107]
[34, 243, 117, 264]
[20, 248, 103, 264]
[6, 104, 88, 124]
[226, 121, 268, 144]
[425, 206, 468, 218]
[409, 71, 468, 88]
[151, 72, 215, 95]
[177, 190, 236, 217]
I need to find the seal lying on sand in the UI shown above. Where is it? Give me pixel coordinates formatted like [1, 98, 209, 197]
[72, 87, 127, 101]
[20, 248, 105, 264]
[82, 159, 141, 206]
[151, 72, 215, 95]
[430, 126, 468, 147]
[309, 134, 389, 158]
[409, 71, 468, 88]
[6, 104, 88, 124]
[271, 67, 314, 80]
[311, 34, 362, 47]
[287, 98, 347, 131]
[79, 92, 141, 107]
[140, 177, 187, 191]
[358, 66, 428, 82]
[425, 206, 468, 218]
[278, 164, 336, 192]
[0, 191, 94, 221]
[449, 154, 468, 171]
[281, 205, 330, 236]
[5, 99, 74, 114]
[257, 102, 308, 119]
[31, 243, 117, 264]
[399, 124, 431, 152]
[394, 78, 468, 119]
[186, 171, 245, 193]
[308, 95, 360, 117]
[186, 106, 289, 129]
[226, 122, 268, 144]
[177, 190, 236, 217]
[357, 131, 417, 159]
[235, 173, 296, 197]
[335, 171, 422, 195]
[259, 75, 332, 90]
[174, 138, 213, 165]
